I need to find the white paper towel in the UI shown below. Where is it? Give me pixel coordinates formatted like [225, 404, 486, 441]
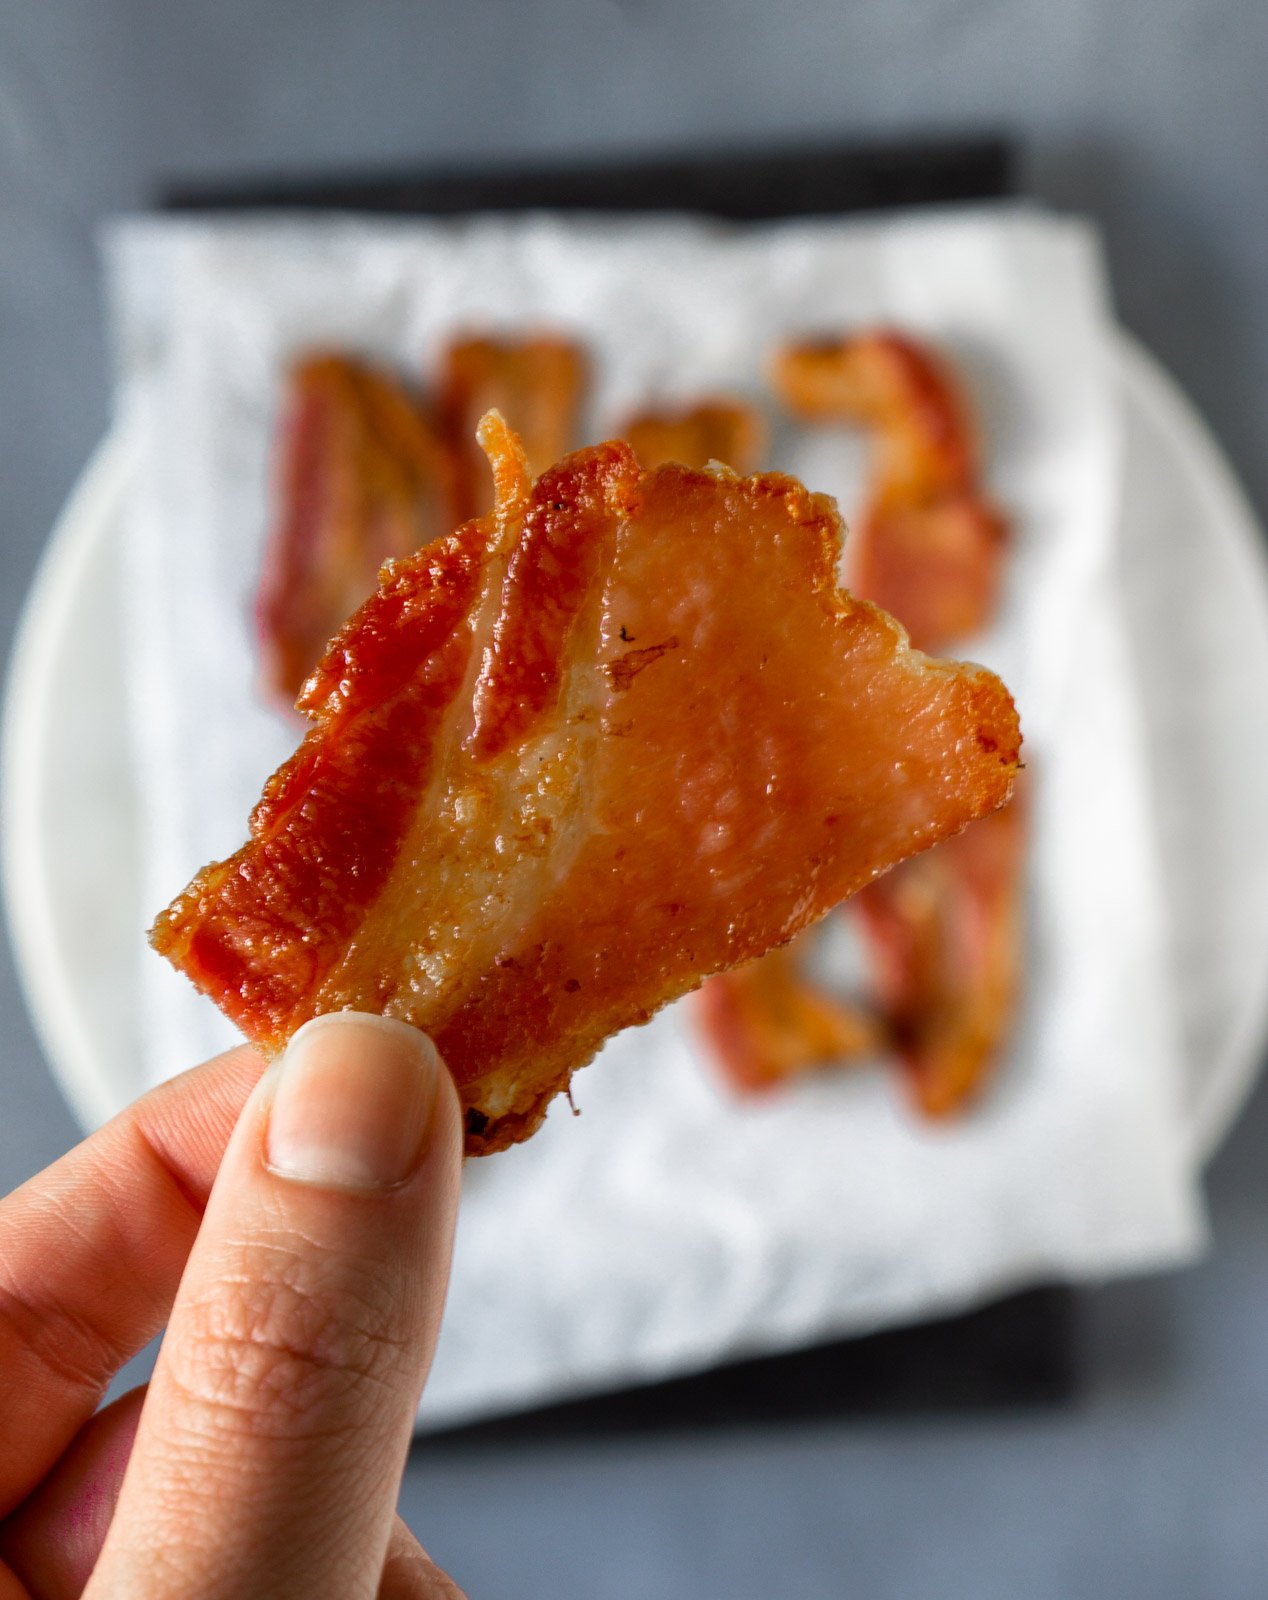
[106, 206, 1204, 1428]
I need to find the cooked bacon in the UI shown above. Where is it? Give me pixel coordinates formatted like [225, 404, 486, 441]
[438, 334, 587, 521]
[257, 353, 456, 704]
[772, 330, 1008, 653]
[853, 782, 1027, 1117]
[700, 781, 1025, 1114]
[696, 934, 884, 1094]
[153, 415, 1020, 1155]
[846, 494, 1008, 657]
[621, 398, 765, 474]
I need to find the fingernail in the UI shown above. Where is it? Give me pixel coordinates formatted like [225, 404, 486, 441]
[265, 1013, 442, 1191]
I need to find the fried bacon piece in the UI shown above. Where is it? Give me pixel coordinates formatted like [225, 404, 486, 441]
[153, 415, 1020, 1156]
[438, 334, 587, 521]
[853, 783, 1027, 1117]
[621, 398, 765, 474]
[258, 353, 455, 703]
[772, 330, 1008, 652]
[695, 934, 884, 1094]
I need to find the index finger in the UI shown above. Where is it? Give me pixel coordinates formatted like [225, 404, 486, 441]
[0, 1045, 265, 1516]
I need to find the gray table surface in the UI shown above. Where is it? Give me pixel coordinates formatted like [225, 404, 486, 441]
[4, 3, 1268, 1594]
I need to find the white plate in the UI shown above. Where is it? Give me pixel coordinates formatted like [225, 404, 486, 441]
[5, 335, 1268, 1166]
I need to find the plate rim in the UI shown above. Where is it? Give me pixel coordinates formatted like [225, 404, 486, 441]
[1115, 335, 1268, 1164]
[2, 427, 136, 1133]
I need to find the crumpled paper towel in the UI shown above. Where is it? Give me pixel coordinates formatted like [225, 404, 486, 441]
[106, 206, 1204, 1429]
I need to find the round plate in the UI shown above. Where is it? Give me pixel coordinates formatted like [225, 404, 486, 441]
[5, 336, 1268, 1163]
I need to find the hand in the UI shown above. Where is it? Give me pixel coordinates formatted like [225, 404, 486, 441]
[0, 1012, 465, 1599]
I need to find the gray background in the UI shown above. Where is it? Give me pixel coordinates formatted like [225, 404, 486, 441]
[3, 2, 1268, 1595]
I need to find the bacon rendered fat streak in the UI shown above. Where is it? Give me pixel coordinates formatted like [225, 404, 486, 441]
[154, 415, 1021, 1155]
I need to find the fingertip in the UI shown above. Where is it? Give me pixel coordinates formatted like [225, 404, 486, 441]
[286, 1012, 465, 1162]
[286, 1009, 444, 1064]
[265, 1012, 453, 1193]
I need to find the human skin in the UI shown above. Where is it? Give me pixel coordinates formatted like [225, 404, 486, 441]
[0, 1013, 465, 1599]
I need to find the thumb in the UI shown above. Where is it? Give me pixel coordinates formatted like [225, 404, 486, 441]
[85, 1013, 462, 1600]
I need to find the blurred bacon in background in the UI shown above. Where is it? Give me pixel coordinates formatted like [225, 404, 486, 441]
[259, 318, 1027, 1122]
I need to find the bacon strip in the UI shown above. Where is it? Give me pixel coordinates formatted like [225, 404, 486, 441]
[695, 935, 884, 1094]
[257, 354, 456, 704]
[154, 415, 1020, 1155]
[621, 399, 765, 474]
[772, 330, 1007, 653]
[853, 783, 1027, 1116]
[438, 335, 587, 522]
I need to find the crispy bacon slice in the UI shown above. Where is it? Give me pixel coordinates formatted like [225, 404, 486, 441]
[621, 398, 765, 474]
[258, 353, 456, 703]
[772, 330, 1008, 652]
[695, 934, 884, 1093]
[438, 334, 587, 521]
[853, 783, 1027, 1117]
[153, 415, 1020, 1155]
